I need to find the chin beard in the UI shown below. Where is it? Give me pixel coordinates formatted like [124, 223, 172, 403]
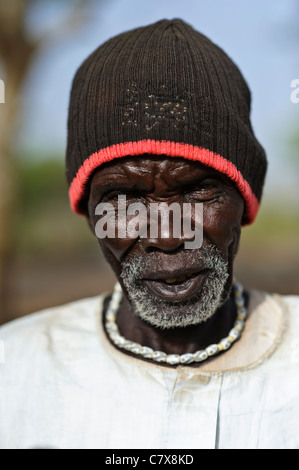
[120, 245, 230, 330]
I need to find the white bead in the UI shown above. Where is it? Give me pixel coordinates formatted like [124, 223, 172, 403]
[106, 321, 118, 332]
[152, 351, 167, 362]
[106, 311, 116, 322]
[140, 346, 154, 358]
[180, 353, 194, 364]
[111, 296, 120, 305]
[109, 331, 120, 342]
[234, 319, 245, 331]
[127, 341, 139, 351]
[194, 350, 208, 362]
[237, 307, 247, 320]
[130, 344, 142, 354]
[234, 291, 243, 299]
[233, 282, 243, 294]
[114, 282, 123, 293]
[206, 344, 219, 356]
[229, 328, 240, 340]
[235, 296, 244, 308]
[220, 337, 232, 350]
[166, 354, 181, 365]
[123, 340, 134, 351]
[110, 298, 120, 311]
[113, 335, 126, 346]
[113, 289, 122, 300]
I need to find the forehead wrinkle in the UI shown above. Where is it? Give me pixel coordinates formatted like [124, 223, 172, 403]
[91, 159, 155, 194]
[91, 155, 226, 194]
[151, 158, 207, 191]
[118, 160, 157, 192]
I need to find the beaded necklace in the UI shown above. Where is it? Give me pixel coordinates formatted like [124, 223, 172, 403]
[105, 281, 247, 366]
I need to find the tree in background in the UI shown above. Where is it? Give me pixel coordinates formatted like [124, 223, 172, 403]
[0, 0, 95, 324]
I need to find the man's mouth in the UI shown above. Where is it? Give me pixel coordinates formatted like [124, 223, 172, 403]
[141, 269, 209, 301]
[164, 275, 192, 284]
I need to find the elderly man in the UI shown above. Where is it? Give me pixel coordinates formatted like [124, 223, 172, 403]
[0, 19, 299, 450]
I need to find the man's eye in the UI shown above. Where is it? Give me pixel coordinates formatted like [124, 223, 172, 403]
[198, 181, 216, 190]
[101, 191, 122, 202]
[184, 181, 221, 201]
[102, 190, 142, 202]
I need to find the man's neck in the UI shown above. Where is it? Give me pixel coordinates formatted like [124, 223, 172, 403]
[103, 290, 249, 359]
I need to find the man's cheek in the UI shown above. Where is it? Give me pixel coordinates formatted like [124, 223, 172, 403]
[98, 235, 136, 264]
[203, 203, 242, 250]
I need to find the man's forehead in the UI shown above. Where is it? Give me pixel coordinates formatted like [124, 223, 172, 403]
[90, 155, 227, 186]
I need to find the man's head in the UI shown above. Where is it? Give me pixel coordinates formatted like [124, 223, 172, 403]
[87, 155, 244, 329]
[66, 19, 267, 328]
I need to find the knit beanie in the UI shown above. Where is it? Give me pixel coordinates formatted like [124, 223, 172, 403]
[66, 18, 267, 225]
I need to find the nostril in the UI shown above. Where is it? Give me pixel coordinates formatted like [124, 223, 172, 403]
[142, 238, 186, 254]
[144, 245, 159, 254]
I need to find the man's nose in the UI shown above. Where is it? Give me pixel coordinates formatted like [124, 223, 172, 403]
[141, 233, 187, 253]
[140, 212, 188, 253]
[139, 201, 203, 252]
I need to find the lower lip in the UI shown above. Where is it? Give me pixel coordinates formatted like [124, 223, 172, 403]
[142, 270, 209, 302]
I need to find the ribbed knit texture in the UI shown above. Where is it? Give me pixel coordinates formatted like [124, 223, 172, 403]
[66, 19, 267, 224]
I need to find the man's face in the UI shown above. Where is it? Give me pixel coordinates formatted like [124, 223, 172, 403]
[88, 156, 244, 329]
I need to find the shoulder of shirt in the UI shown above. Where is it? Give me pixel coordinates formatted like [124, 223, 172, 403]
[0, 294, 107, 342]
[272, 292, 299, 316]
[281, 293, 299, 330]
[249, 290, 299, 322]
[248, 290, 299, 348]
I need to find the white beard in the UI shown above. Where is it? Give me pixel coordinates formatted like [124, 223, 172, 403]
[120, 245, 229, 330]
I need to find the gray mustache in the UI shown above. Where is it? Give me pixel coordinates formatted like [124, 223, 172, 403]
[121, 245, 225, 281]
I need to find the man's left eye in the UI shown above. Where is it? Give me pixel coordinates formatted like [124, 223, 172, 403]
[103, 190, 142, 202]
[184, 181, 219, 197]
[101, 191, 122, 201]
[199, 181, 217, 190]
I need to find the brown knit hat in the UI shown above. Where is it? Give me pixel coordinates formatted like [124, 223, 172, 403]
[66, 19, 267, 225]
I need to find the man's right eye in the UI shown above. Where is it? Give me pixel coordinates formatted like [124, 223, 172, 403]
[102, 190, 123, 201]
[101, 190, 143, 203]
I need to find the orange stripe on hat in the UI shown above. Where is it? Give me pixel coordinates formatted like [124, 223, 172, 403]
[69, 139, 259, 225]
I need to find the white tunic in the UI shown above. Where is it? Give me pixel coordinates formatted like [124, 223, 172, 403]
[0, 290, 298, 449]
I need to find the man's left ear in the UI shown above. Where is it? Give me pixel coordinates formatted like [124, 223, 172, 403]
[240, 201, 247, 226]
[86, 215, 94, 234]
[85, 206, 96, 236]
[84, 196, 97, 235]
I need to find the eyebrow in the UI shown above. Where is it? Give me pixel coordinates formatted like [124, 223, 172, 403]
[173, 169, 230, 186]
[91, 178, 153, 200]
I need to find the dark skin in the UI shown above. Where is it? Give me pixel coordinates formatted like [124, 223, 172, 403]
[87, 155, 248, 365]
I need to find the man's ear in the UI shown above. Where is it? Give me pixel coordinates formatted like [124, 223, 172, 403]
[86, 213, 97, 237]
[85, 195, 97, 236]
[85, 198, 96, 236]
[86, 215, 93, 233]
[240, 200, 247, 226]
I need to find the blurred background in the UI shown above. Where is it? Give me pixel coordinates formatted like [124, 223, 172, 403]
[0, 0, 298, 325]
